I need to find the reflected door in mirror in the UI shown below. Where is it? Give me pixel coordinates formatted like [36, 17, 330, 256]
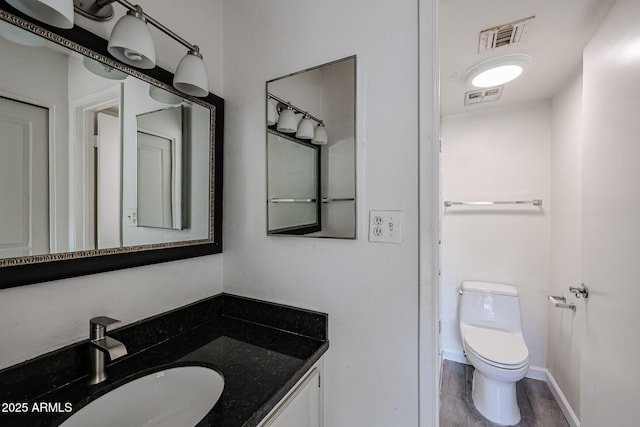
[136, 106, 184, 230]
[0, 97, 49, 257]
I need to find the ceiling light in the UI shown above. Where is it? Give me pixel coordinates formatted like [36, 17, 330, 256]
[466, 54, 531, 88]
[6, 0, 74, 29]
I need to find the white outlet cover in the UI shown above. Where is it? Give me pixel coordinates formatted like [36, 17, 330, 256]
[368, 210, 403, 244]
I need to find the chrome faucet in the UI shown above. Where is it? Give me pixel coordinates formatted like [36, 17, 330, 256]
[88, 316, 128, 385]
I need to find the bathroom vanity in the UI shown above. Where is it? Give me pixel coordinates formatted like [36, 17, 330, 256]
[0, 294, 328, 427]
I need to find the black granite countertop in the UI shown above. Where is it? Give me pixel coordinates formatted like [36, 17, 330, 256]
[0, 293, 329, 427]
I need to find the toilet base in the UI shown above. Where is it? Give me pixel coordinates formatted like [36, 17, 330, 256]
[471, 369, 521, 426]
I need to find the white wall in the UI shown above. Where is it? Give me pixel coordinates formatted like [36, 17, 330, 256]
[222, 0, 421, 425]
[0, 0, 224, 370]
[548, 73, 583, 419]
[441, 101, 552, 369]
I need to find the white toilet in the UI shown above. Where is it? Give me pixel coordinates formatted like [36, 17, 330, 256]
[458, 281, 530, 426]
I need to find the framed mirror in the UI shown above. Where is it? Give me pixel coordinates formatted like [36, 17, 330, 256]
[266, 56, 356, 239]
[0, 3, 223, 289]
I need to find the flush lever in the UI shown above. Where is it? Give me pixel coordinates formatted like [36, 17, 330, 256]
[569, 283, 589, 299]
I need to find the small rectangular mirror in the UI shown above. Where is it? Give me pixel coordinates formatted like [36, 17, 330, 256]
[266, 56, 356, 239]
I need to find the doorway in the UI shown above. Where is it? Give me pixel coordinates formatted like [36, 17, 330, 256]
[432, 0, 637, 426]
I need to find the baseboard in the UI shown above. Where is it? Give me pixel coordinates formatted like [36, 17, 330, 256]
[442, 351, 580, 427]
[545, 369, 580, 427]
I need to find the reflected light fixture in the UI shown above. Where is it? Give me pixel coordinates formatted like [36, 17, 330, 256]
[276, 104, 297, 133]
[296, 114, 315, 140]
[70, 0, 209, 96]
[148, 85, 183, 105]
[312, 122, 328, 145]
[6, 0, 74, 29]
[268, 93, 328, 144]
[466, 54, 531, 88]
[267, 99, 279, 126]
[82, 57, 128, 80]
[0, 19, 48, 47]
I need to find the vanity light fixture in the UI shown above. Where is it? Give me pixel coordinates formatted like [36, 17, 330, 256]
[106, 5, 155, 69]
[6, 0, 74, 29]
[70, 0, 209, 96]
[173, 46, 209, 97]
[268, 93, 328, 143]
[311, 122, 328, 145]
[276, 104, 297, 133]
[82, 57, 128, 80]
[267, 98, 279, 126]
[466, 54, 531, 88]
[148, 85, 183, 105]
[296, 114, 315, 140]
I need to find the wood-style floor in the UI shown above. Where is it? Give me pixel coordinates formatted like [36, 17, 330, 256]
[439, 360, 570, 427]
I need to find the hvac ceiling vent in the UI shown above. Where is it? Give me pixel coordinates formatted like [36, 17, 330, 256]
[478, 16, 535, 53]
[464, 86, 503, 106]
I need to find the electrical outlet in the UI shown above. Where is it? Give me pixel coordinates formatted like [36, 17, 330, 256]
[369, 210, 403, 244]
[126, 208, 137, 227]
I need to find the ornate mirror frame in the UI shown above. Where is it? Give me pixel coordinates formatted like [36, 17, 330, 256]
[0, 2, 224, 289]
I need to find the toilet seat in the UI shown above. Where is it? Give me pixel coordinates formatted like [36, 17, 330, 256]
[462, 325, 529, 369]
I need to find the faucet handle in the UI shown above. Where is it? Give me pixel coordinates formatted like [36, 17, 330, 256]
[90, 316, 120, 339]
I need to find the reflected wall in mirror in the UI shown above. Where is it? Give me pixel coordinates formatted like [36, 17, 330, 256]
[266, 56, 356, 239]
[0, 4, 223, 288]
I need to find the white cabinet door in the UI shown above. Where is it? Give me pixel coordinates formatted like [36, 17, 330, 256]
[259, 365, 322, 427]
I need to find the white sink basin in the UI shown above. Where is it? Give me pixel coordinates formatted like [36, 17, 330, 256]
[61, 366, 224, 427]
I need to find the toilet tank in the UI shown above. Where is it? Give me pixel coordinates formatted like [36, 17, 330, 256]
[459, 281, 524, 333]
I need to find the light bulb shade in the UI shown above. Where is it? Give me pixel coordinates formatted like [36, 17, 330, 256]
[466, 54, 530, 88]
[82, 57, 128, 80]
[149, 85, 183, 104]
[6, 0, 74, 29]
[312, 123, 328, 145]
[173, 51, 209, 97]
[296, 117, 315, 139]
[0, 19, 48, 47]
[108, 13, 156, 69]
[267, 99, 279, 126]
[277, 107, 297, 133]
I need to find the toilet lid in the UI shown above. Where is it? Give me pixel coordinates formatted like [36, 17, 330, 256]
[462, 325, 529, 367]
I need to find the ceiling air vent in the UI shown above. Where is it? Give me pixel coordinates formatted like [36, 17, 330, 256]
[464, 86, 503, 106]
[478, 16, 535, 53]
